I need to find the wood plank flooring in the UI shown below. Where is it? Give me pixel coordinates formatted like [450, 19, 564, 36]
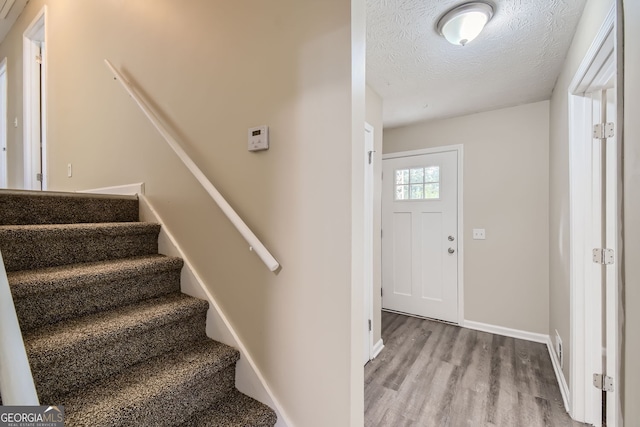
[365, 311, 588, 427]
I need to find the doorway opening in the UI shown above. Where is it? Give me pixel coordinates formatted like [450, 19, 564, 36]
[23, 6, 46, 190]
[364, 123, 375, 364]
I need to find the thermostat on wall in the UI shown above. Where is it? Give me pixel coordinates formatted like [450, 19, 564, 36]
[248, 125, 269, 152]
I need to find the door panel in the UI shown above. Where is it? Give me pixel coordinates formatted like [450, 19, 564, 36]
[382, 150, 458, 323]
[421, 212, 443, 301]
[392, 212, 412, 296]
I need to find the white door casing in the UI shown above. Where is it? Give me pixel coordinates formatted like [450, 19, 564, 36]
[382, 149, 459, 323]
[363, 123, 374, 364]
[0, 58, 7, 189]
[568, 6, 619, 426]
[23, 7, 46, 190]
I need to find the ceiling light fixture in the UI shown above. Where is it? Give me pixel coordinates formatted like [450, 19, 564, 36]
[437, 2, 494, 46]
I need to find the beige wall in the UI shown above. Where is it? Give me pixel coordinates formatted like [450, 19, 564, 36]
[366, 84, 383, 345]
[623, 0, 640, 423]
[548, 0, 614, 385]
[384, 101, 550, 334]
[0, 1, 362, 425]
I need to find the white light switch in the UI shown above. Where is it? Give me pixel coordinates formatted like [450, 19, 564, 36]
[248, 125, 269, 152]
[473, 228, 486, 240]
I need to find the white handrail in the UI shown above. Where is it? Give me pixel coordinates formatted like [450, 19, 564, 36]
[0, 249, 39, 405]
[104, 59, 280, 272]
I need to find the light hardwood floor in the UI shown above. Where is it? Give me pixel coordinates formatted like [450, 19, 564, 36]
[365, 311, 588, 427]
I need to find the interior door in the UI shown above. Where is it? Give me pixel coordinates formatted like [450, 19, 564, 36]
[382, 150, 458, 323]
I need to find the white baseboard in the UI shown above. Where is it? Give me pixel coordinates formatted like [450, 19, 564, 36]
[138, 194, 291, 427]
[77, 182, 145, 196]
[463, 320, 549, 344]
[546, 336, 571, 413]
[372, 339, 384, 359]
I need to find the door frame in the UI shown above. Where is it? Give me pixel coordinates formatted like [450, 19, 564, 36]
[382, 144, 464, 324]
[23, 6, 47, 190]
[567, 5, 619, 426]
[363, 123, 375, 363]
[0, 57, 7, 189]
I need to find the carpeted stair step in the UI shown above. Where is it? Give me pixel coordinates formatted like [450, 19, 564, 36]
[9, 255, 183, 332]
[0, 222, 160, 272]
[25, 293, 209, 404]
[0, 189, 139, 225]
[60, 339, 240, 427]
[181, 389, 278, 427]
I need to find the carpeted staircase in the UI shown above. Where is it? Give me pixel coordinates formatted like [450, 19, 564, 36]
[0, 189, 277, 427]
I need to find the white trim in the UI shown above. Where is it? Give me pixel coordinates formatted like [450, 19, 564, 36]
[363, 123, 374, 363]
[568, 5, 617, 425]
[569, 7, 616, 94]
[462, 320, 548, 344]
[0, 249, 39, 405]
[77, 182, 145, 196]
[135, 193, 292, 427]
[22, 6, 46, 190]
[0, 57, 7, 189]
[371, 339, 384, 359]
[382, 144, 464, 324]
[547, 335, 571, 413]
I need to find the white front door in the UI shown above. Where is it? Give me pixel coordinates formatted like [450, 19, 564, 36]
[382, 150, 459, 323]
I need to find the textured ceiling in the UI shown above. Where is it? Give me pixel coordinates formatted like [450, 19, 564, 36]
[366, 0, 587, 128]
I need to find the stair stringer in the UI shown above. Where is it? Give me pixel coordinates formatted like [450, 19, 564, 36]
[136, 193, 292, 427]
[79, 183, 291, 427]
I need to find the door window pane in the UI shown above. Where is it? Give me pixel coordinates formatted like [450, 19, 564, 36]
[394, 166, 440, 200]
[395, 169, 409, 185]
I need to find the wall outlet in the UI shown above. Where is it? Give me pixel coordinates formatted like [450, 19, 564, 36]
[555, 330, 563, 368]
[472, 228, 486, 240]
[67, 163, 72, 178]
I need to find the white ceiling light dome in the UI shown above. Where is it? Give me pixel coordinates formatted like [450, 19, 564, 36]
[437, 2, 494, 46]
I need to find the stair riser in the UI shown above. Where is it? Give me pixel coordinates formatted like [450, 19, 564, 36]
[0, 192, 139, 225]
[0, 231, 158, 271]
[13, 269, 182, 332]
[64, 364, 237, 427]
[33, 311, 208, 404]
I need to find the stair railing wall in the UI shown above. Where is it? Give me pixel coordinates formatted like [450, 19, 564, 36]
[104, 59, 280, 272]
[0, 249, 39, 405]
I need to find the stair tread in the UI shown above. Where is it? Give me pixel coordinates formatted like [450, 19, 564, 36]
[0, 190, 139, 225]
[182, 389, 277, 427]
[8, 255, 183, 296]
[0, 221, 160, 238]
[0, 189, 138, 200]
[61, 339, 240, 425]
[24, 293, 208, 355]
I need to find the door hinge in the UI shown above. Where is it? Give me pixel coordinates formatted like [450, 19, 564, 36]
[368, 319, 372, 332]
[35, 54, 42, 65]
[593, 248, 614, 265]
[593, 373, 614, 392]
[593, 122, 615, 139]
[36, 173, 43, 182]
[381, 288, 383, 298]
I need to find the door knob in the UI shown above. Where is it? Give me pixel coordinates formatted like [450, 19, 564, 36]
[448, 235, 455, 241]
[448, 248, 455, 254]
